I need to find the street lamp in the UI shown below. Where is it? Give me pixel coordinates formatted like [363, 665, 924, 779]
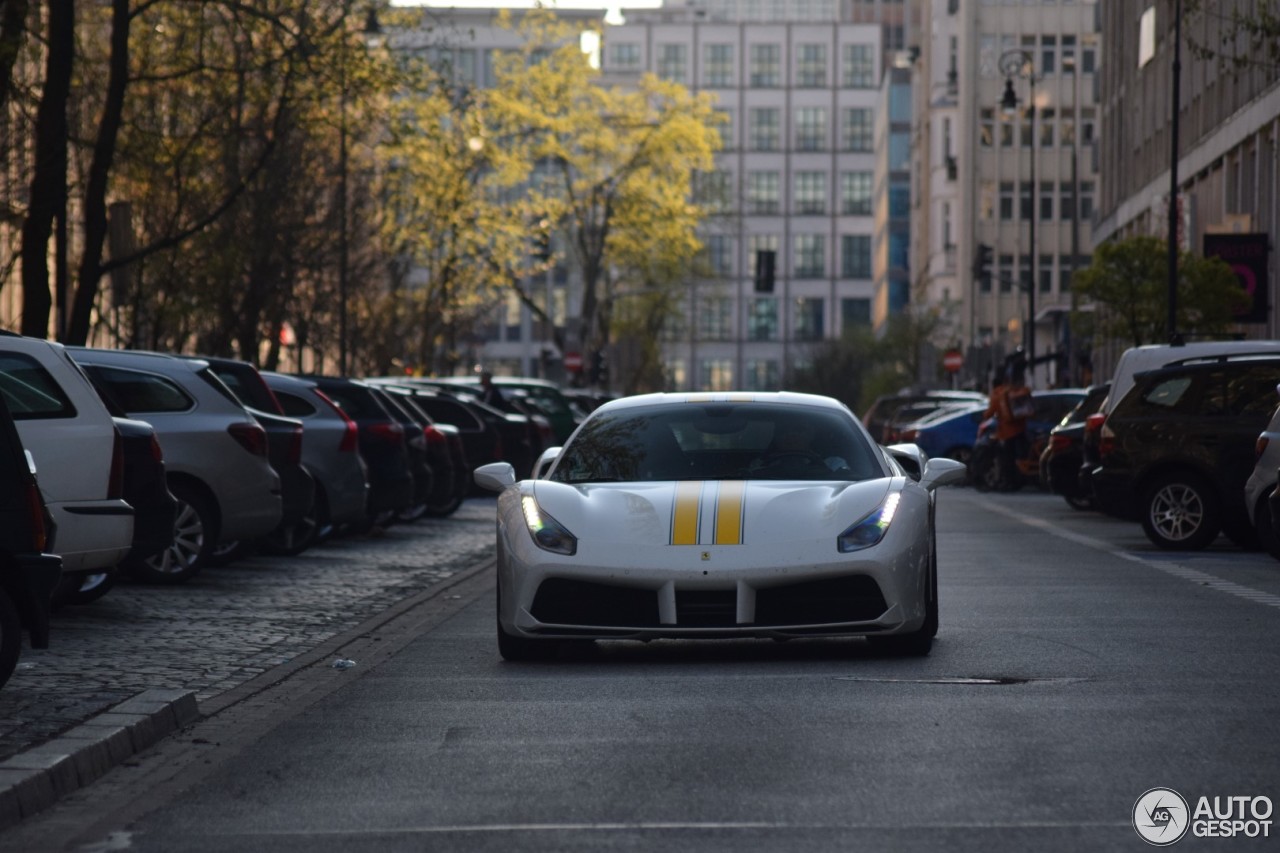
[1000, 49, 1037, 381]
[337, 3, 383, 377]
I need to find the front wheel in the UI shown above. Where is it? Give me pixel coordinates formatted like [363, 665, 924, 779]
[1063, 494, 1094, 511]
[53, 572, 116, 606]
[128, 481, 215, 583]
[1256, 498, 1280, 562]
[261, 500, 321, 557]
[0, 588, 19, 688]
[1141, 473, 1221, 550]
[869, 543, 936, 657]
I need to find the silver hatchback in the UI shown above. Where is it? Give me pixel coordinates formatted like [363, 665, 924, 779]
[69, 348, 282, 581]
[261, 371, 369, 538]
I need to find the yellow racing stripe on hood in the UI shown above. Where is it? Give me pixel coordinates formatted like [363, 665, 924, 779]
[671, 481, 702, 545]
[714, 480, 746, 545]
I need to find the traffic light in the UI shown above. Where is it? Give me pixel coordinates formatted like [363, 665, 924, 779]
[972, 243, 992, 288]
[754, 249, 776, 293]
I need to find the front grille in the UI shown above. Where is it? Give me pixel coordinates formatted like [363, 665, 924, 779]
[676, 589, 737, 627]
[530, 578, 660, 628]
[754, 575, 887, 626]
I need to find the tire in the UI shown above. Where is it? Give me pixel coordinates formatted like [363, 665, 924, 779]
[1140, 472, 1221, 551]
[1063, 494, 1094, 511]
[396, 502, 430, 523]
[971, 451, 1001, 493]
[869, 537, 936, 657]
[1255, 498, 1280, 562]
[496, 586, 557, 661]
[261, 500, 321, 557]
[54, 572, 116, 606]
[127, 481, 215, 583]
[425, 494, 465, 518]
[0, 587, 19, 689]
[205, 539, 251, 567]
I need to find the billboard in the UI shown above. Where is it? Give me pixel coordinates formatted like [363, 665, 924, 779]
[1204, 233, 1269, 324]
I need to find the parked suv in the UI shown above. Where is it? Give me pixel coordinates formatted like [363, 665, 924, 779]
[0, 334, 133, 595]
[0, 391, 62, 688]
[70, 348, 282, 580]
[1092, 355, 1280, 550]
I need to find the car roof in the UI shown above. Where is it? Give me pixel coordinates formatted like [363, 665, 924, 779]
[594, 391, 852, 415]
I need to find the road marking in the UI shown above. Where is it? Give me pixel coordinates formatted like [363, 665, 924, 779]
[972, 497, 1280, 610]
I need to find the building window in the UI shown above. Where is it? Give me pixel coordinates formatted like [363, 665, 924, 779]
[749, 107, 781, 151]
[1082, 34, 1098, 74]
[794, 234, 825, 278]
[661, 300, 688, 341]
[842, 43, 875, 87]
[705, 43, 734, 86]
[664, 358, 686, 390]
[841, 108, 873, 152]
[715, 109, 734, 150]
[698, 296, 733, 340]
[1019, 181, 1033, 221]
[1019, 253, 1031, 294]
[794, 171, 827, 215]
[747, 171, 780, 214]
[1040, 107, 1056, 148]
[793, 297, 825, 341]
[999, 182, 1014, 221]
[796, 107, 827, 151]
[705, 235, 733, 276]
[1041, 35, 1056, 75]
[797, 44, 827, 87]
[657, 43, 687, 83]
[1080, 181, 1095, 220]
[841, 297, 871, 330]
[750, 44, 781, 87]
[699, 359, 734, 391]
[608, 42, 640, 70]
[889, 186, 909, 218]
[1060, 181, 1077, 221]
[748, 297, 778, 341]
[841, 234, 871, 279]
[1039, 254, 1054, 294]
[1040, 184, 1054, 222]
[748, 235, 779, 280]
[840, 171, 872, 215]
[979, 108, 994, 147]
[697, 169, 732, 213]
[744, 360, 780, 391]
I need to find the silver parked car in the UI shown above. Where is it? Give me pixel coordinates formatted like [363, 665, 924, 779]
[69, 348, 282, 581]
[1244, 384, 1280, 561]
[261, 372, 369, 541]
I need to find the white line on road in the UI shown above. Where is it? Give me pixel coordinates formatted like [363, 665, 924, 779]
[973, 496, 1280, 610]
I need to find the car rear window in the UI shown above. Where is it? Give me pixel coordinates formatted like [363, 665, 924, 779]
[317, 383, 387, 420]
[0, 353, 76, 420]
[82, 365, 195, 413]
[209, 365, 279, 412]
[275, 390, 318, 418]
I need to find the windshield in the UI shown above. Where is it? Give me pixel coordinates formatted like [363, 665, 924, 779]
[549, 402, 883, 483]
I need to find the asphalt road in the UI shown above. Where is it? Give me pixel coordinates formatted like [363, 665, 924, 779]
[7, 488, 1280, 852]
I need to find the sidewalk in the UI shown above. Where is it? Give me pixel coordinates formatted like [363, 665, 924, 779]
[0, 500, 495, 829]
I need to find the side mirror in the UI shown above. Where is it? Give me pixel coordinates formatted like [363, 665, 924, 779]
[533, 446, 562, 480]
[920, 457, 968, 491]
[474, 461, 516, 492]
[886, 443, 926, 481]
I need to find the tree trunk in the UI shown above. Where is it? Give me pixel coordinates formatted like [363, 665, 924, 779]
[0, 0, 29, 115]
[68, 0, 129, 346]
[20, 0, 73, 338]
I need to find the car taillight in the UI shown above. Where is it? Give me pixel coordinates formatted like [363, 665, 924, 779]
[900, 429, 918, 442]
[1258, 436, 1270, 460]
[1084, 413, 1106, 435]
[228, 421, 269, 457]
[289, 424, 304, 465]
[149, 433, 164, 464]
[314, 389, 359, 453]
[108, 426, 125, 500]
[1050, 433, 1073, 452]
[24, 480, 47, 552]
[368, 422, 404, 444]
[1098, 423, 1117, 460]
[425, 425, 448, 446]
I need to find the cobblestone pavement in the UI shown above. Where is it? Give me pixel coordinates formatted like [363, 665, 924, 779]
[0, 498, 497, 762]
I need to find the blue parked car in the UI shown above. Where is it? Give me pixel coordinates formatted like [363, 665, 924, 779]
[895, 404, 987, 468]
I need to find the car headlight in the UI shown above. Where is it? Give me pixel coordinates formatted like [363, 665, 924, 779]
[521, 494, 577, 556]
[837, 492, 901, 553]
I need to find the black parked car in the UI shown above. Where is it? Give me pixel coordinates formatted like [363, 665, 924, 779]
[305, 377, 414, 529]
[368, 386, 437, 523]
[1092, 356, 1280, 550]
[380, 387, 469, 517]
[1039, 383, 1110, 511]
[0, 392, 62, 688]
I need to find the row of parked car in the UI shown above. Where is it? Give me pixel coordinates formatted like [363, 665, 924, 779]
[874, 338, 1280, 560]
[0, 331, 610, 687]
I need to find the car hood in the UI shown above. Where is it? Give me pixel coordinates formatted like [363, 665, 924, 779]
[531, 478, 893, 547]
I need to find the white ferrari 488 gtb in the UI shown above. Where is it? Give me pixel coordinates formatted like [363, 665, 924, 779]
[474, 391, 966, 660]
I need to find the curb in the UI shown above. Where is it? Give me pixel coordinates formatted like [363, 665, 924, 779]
[0, 555, 495, 834]
[0, 688, 200, 830]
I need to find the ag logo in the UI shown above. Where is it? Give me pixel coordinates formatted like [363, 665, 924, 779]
[1134, 787, 1190, 846]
